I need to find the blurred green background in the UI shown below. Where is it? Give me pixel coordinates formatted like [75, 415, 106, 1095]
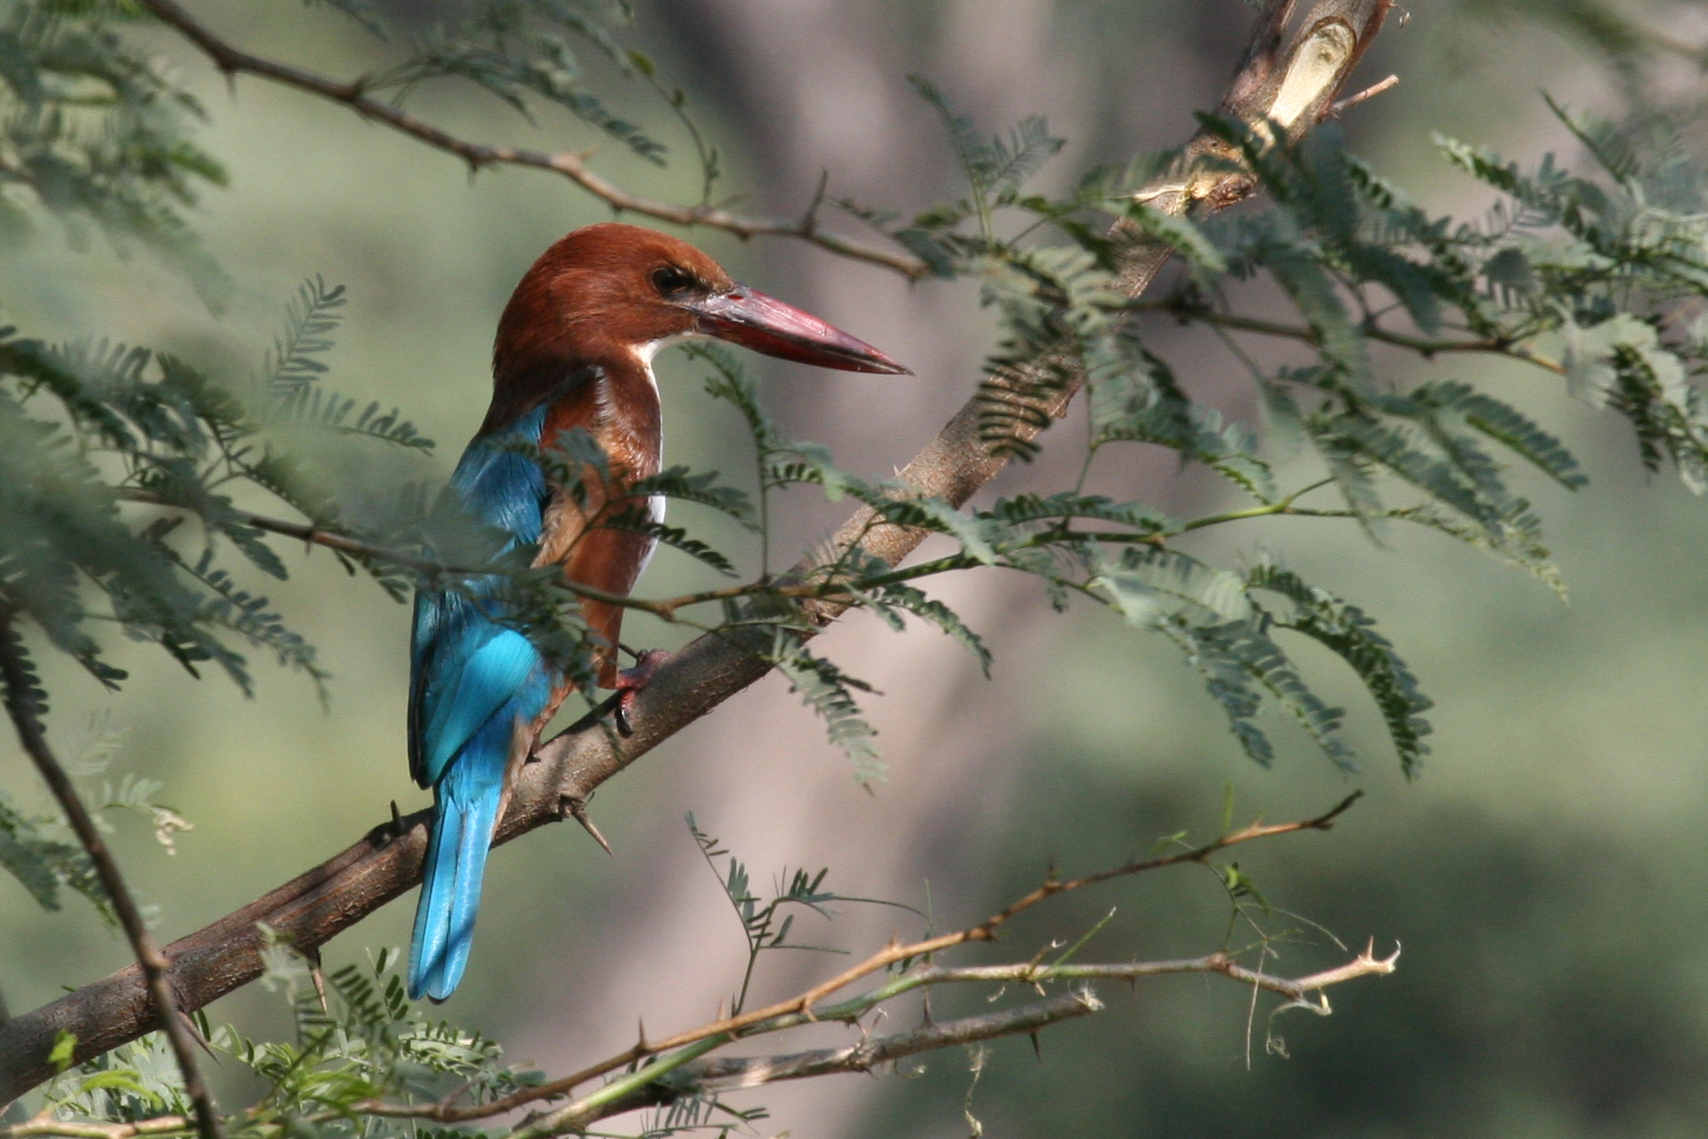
[8, 1, 1708, 1136]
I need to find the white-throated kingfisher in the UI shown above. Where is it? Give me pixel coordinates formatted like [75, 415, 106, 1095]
[407, 223, 909, 1001]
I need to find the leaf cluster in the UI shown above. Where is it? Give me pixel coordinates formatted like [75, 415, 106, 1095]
[346, 0, 666, 164]
[0, 0, 228, 301]
[0, 277, 447, 721]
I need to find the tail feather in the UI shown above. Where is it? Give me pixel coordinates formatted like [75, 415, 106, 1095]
[408, 781, 502, 1002]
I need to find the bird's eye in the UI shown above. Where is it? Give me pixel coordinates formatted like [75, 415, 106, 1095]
[651, 266, 696, 295]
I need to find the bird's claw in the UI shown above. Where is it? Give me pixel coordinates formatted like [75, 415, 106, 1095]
[613, 649, 669, 737]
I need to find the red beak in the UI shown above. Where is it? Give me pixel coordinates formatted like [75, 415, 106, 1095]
[687, 285, 911, 375]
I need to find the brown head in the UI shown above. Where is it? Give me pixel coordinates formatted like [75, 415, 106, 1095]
[489, 223, 908, 425]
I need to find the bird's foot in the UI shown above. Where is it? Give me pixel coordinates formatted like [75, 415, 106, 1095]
[613, 650, 669, 737]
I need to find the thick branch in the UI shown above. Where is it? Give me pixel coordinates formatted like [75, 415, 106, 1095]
[0, 624, 222, 1139]
[0, 0, 1393, 1104]
[132, 0, 928, 279]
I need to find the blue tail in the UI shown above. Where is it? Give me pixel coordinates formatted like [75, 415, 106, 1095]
[408, 761, 504, 1002]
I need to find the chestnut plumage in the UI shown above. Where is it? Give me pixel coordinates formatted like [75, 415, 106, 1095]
[405, 223, 909, 1001]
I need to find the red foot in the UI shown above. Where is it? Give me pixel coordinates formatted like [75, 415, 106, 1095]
[613, 650, 669, 737]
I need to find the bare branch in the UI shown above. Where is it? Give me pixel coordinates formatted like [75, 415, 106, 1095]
[0, 1116, 192, 1139]
[0, 621, 223, 1139]
[0, 0, 1395, 1102]
[0, 797, 1393, 1138]
[334, 793, 1369, 1128]
[683, 990, 1103, 1090]
[131, 0, 928, 279]
[670, 943, 1399, 1098]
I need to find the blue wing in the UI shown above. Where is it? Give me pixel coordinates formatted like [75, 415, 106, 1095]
[407, 406, 558, 1000]
[408, 406, 552, 788]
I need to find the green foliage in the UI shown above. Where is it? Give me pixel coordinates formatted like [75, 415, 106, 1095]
[37, 947, 544, 1136]
[0, 788, 102, 914]
[0, 0, 228, 302]
[687, 813, 911, 1014]
[764, 628, 884, 786]
[361, 0, 665, 164]
[0, 273, 447, 706]
[0, 719, 189, 921]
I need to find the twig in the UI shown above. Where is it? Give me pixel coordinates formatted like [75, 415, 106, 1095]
[0, 621, 223, 1139]
[1128, 300, 1568, 374]
[2, 942, 1396, 1139]
[132, 0, 928, 279]
[632, 992, 1105, 1114]
[668, 942, 1402, 1097]
[0, 1117, 192, 1139]
[342, 792, 1365, 1126]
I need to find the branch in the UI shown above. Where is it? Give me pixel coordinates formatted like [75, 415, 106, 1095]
[0, 621, 222, 1139]
[1129, 299, 1569, 374]
[621, 791, 1361, 1060]
[0, 0, 1395, 1104]
[131, 0, 928, 279]
[0, 797, 1391, 1138]
[665, 943, 1399, 1098]
[674, 990, 1104, 1093]
[337, 792, 1367, 1129]
[0, 1117, 191, 1139]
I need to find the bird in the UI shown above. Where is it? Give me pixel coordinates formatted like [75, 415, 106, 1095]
[406, 222, 909, 1001]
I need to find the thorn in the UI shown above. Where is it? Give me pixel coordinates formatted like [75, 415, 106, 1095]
[1329, 73, 1399, 117]
[563, 795, 613, 855]
[637, 1018, 649, 1052]
[307, 947, 330, 1016]
[1029, 1032, 1042, 1060]
[177, 1009, 218, 1061]
[390, 800, 404, 839]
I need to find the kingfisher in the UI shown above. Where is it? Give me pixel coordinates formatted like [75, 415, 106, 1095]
[407, 222, 909, 1001]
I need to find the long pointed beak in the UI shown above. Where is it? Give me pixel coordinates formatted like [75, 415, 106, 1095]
[687, 285, 911, 374]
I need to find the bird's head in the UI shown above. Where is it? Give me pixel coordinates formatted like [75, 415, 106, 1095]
[492, 223, 908, 415]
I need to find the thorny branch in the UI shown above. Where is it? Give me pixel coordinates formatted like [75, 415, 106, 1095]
[0, 0, 1396, 1103]
[665, 943, 1399, 1097]
[0, 794, 1394, 1138]
[325, 793, 1371, 1133]
[0, 618, 223, 1139]
[132, 0, 930, 279]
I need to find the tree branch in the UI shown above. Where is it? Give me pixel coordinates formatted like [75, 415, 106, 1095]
[1128, 299, 1568, 374]
[665, 941, 1399, 1099]
[0, 0, 1394, 1104]
[131, 0, 930, 279]
[0, 795, 1391, 1138]
[0, 621, 222, 1139]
